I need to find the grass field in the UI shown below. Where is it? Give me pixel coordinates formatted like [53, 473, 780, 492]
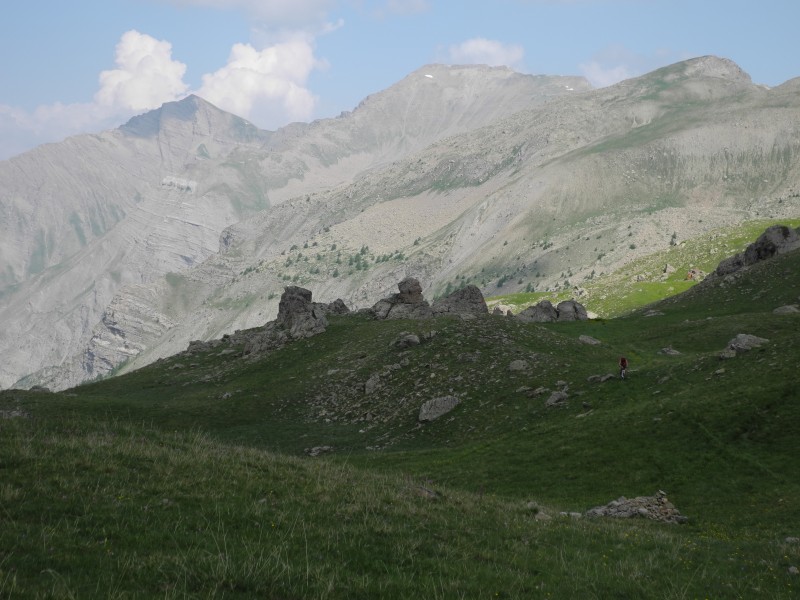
[1, 226, 799, 598]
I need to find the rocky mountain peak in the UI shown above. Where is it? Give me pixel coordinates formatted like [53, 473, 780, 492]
[680, 55, 752, 83]
[120, 94, 266, 143]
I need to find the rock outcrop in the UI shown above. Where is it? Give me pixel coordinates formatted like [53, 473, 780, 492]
[431, 285, 489, 317]
[516, 300, 558, 323]
[184, 286, 347, 360]
[418, 396, 461, 422]
[371, 277, 433, 320]
[516, 299, 589, 323]
[722, 333, 769, 357]
[585, 491, 687, 524]
[714, 225, 800, 277]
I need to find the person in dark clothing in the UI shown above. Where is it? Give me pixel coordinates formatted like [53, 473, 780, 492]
[619, 356, 628, 379]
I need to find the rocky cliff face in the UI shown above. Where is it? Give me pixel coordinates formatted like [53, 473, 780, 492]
[4, 57, 800, 391]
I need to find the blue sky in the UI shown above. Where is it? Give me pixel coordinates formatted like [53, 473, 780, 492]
[1, 0, 798, 159]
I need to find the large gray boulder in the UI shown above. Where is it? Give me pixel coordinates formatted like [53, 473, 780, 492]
[418, 396, 461, 422]
[371, 277, 433, 320]
[516, 299, 589, 323]
[516, 300, 558, 323]
[586, 491, 687, 524]
[276, 286, 329, 338]
[432, 285, 489, 316]
[556, 300, 589, 322]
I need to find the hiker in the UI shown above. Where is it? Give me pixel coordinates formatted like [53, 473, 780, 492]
[619, 356, 628, 379]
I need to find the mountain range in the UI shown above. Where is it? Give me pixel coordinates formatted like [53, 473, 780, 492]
[1, 56, 799, 390]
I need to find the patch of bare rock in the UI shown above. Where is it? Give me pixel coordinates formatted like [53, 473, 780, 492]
[515, 299, 588, 323]
[371, 277, 489, 320]
[585, 490, 688, 524]
[709, 224, 800, 283]
[719, 333, 769, 359]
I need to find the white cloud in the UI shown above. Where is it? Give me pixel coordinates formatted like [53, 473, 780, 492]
[197, 36, 320, 127]
[579, 45, 690, 88]
[579, 61, 633, 88]
[0, 31, 190, 159]
[448, 38, 525, 70]
[95, 30, 189, 111]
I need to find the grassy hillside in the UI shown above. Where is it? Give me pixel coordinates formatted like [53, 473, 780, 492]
[2, 232, 799, 598]
[488, 217, 800, 317]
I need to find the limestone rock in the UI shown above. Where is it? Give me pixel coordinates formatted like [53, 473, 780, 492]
[585, 490, 687, 524]
[726, 333, 769, 353]
[578, 335, 601, 345]
[419, 396, 460, 422]
[545, 391, 568, 407]
[516, 300, 558, 323]
[557, 300, 588, 321]
[773, 304, 800, 315]
[714, 224, 800, 278]
[659, 346, 681, 355]
[371, 277, 433, 320]
[276, 286, 329, 338]
[508, 359, 529, 372]
[391, 332, 421, 349]
[516, 299, 588, 323]
[432, 285, 489, 316]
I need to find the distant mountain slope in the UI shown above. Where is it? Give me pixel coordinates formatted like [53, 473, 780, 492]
[45, 55, 797, 390]
[0, 65, 587, 389]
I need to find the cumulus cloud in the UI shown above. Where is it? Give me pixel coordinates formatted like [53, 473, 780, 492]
[95, 30, 189, 111]
[197, 36, 320, 127]
[448, 38, 525, 70]
[579, 61, 634, 88]
[579, 45, 689, 88]
[0, 30, 190, 160]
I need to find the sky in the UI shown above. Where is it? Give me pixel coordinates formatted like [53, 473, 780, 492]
[1, 0, 799, 160]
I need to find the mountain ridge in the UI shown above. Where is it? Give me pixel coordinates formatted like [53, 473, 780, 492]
[4, 56, 800, 390]
[0, 64, 587, 389]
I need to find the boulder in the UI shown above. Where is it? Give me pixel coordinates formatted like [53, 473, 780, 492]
[578, 335, 601, 345]
[316, 298, 350, 315]
[418, 396, 461, 422]
[508, 359, 529, 372]
[545, 391, 568, 407]
[276, 286, 328, 338]
[516, 299, 589, 323]
[659, 346, 681, 356]
[432, 285, 489, 316]
[391, 332, 421, 349]
[585, 490, 687, 524]
[773, 305, 800, 315]
[516, 300, 558, 323]
[371, 277, 433, 320]
[397, 277, 424, 303]
[557, 300, 589, 321]
[726, 333, 769, 353]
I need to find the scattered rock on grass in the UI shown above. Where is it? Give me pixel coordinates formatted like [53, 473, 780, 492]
[585, 490, 687, 524]
[545, 391, 568, 407]
[419, 396, 460, 422]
